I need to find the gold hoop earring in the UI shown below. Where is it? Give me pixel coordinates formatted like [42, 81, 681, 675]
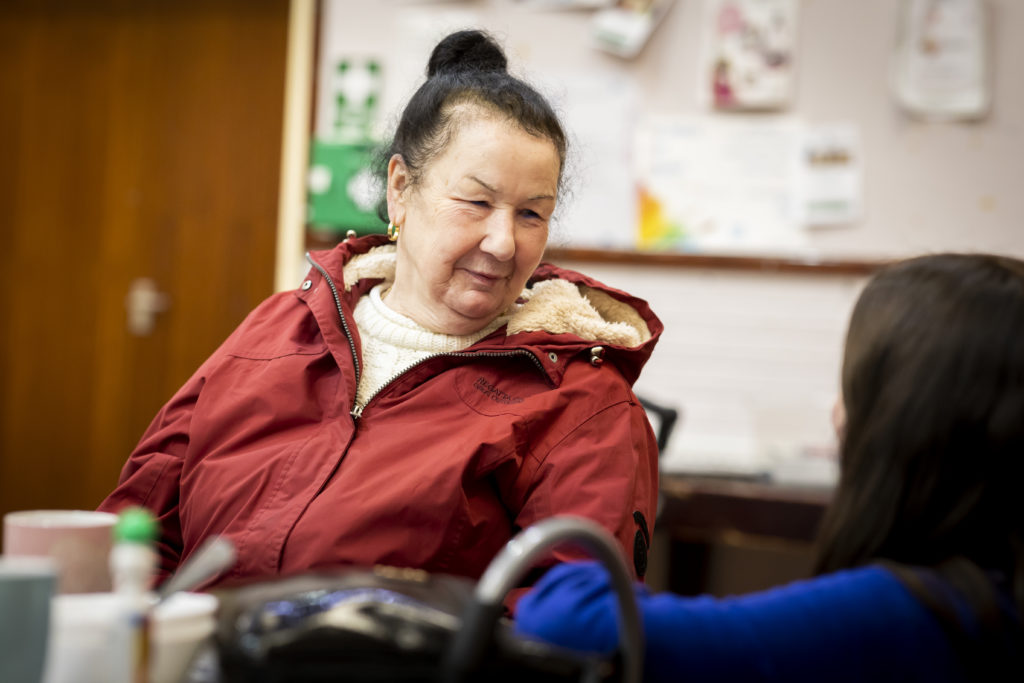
[387, 222, 400, 242]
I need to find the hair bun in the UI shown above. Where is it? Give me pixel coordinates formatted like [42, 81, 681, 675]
[427, 30, 508, 78]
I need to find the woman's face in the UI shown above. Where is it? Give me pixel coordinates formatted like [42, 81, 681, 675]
[385, 114, 560, 335]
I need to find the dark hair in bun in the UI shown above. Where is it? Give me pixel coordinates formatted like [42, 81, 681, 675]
[427, 30, 508, 77]
[377, 29, 566, 221]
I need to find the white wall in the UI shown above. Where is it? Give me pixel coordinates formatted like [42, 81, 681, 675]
[314, 0, 1024, 481]
[318, 0, 1024, 260]
[564, 260, 864, 481]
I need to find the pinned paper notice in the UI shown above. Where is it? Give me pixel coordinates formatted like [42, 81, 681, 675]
[591, 0, 675, 59]
[795, 124, 864, 227]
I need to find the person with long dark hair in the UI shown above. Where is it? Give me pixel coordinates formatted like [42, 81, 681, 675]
[516, 253, 1023, 681]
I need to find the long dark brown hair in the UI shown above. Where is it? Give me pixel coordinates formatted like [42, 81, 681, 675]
[815, 253, 1024, 674]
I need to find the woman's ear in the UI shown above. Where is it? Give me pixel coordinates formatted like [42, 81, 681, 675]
[386, 154, 409, 227]
[831, 394, 846, 442]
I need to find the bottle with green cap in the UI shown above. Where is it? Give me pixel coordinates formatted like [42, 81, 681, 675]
[110, 506, 158, 683]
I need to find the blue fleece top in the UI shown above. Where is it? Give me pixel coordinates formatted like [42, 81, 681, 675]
[515, 562, 967, 682]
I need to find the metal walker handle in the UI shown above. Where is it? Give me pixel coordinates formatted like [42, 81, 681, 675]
[443, 516, 643, 683]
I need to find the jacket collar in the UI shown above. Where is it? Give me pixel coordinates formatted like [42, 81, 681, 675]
[306, 234, 662, 385]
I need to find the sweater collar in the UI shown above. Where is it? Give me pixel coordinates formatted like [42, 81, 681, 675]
[354, 284, 508, 353]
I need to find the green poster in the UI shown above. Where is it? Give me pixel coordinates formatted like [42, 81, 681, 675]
[307, 58, 386, 235]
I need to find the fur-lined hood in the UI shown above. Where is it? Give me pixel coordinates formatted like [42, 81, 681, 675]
[306, 234, 662, 385]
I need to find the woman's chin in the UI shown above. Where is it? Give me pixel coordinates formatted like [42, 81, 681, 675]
[444, 294, 508, 332]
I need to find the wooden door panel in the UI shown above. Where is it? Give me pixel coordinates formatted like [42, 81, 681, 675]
[0, 1, 288, 527]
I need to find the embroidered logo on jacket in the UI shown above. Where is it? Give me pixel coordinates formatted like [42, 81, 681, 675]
[473, 377, 524, 405]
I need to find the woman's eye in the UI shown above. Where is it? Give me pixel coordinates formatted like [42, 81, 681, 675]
[467, 200, 489, 208]
[521, 209, 542, 220]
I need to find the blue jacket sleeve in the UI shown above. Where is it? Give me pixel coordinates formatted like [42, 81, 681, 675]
[515, 561, 964, 683]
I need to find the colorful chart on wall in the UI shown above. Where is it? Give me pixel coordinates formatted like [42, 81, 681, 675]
[636, 115, 800, 253]
[635, 116, 864, 255]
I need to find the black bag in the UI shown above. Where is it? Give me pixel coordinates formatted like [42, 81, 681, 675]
[213, 566, 618, 683]
[212, 516, 642, 683]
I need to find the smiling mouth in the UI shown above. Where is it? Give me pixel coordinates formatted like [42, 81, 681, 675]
[464, 269, 507, 284]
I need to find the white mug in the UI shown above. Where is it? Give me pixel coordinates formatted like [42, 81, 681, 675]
[45, 591, 218, 683]
[0, 556, 58, 683]
[3, 510, 118, 594]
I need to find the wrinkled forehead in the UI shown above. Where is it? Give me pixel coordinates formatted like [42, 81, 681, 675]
[417, 104, 561, 191]
[441, 100, 563, 164]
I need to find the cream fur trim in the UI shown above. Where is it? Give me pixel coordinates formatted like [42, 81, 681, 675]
[342, 244, 397, 291]
[508, 279, 650, 348]
[339, 246, 651, 348]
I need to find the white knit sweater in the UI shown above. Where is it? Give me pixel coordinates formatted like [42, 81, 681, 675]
[352, 284, 508, 408]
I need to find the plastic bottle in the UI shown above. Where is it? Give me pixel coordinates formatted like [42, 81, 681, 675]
[110, 506, 158, 683]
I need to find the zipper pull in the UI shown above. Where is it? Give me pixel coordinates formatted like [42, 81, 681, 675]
[350, 403, 364, 419]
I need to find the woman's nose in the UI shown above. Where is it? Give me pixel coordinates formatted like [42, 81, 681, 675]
[480, 210, 516, 261]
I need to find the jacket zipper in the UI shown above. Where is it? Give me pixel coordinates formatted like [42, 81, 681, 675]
[305, 253, 361, 391]
[350, 349, 550, 419]
[305, 253, 550, 421]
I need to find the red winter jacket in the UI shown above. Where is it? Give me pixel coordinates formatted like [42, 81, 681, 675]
[99, 234, 663, 590]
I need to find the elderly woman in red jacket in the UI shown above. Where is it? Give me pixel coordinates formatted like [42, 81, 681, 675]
[99, 29, 662, 589]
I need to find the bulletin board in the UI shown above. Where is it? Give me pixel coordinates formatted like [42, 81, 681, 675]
[310, 0, 1024, 269]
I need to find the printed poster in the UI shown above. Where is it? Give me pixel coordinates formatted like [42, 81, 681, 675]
[699, 0, 799, 111]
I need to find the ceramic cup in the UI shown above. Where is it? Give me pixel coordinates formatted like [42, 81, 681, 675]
[0, 556, 58, 683]
[3, 510, 118, 594]
[45, 590, 219, 683]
